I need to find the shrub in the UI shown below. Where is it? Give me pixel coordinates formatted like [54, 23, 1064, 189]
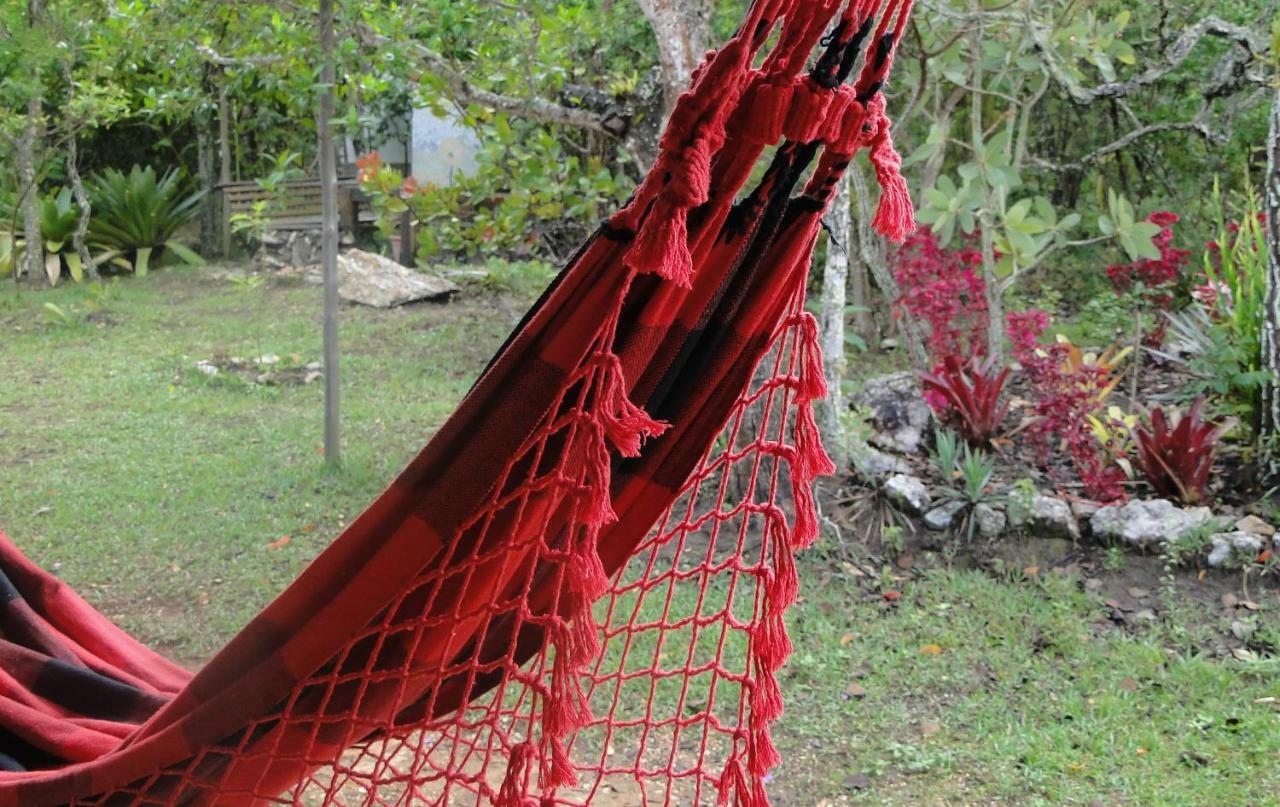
[891, 227, 989, 363]
[1134, 398, 1229, 505]
[1007, 309, 1128, 502]
[39, 188, 86, 282]
[919, 355, 1009, 447]
[357, 118, 634, 263]
[88, 165, 204, 275]
[1104, 210, 1190, 346]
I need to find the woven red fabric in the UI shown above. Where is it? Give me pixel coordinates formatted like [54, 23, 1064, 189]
[0, 1, 913, 803]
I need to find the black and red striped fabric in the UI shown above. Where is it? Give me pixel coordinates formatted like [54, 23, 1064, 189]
[0, 0, 914, 803]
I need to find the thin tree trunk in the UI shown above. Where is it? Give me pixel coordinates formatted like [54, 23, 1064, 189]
[62, 58, 95, 281]
[968, 7, 1004, 363]
[66, 132, 95, 281]
[1260, 87, 1280, 478]
[319, 0, 341, 466]
[219, 83, 232, 258]
[849, 160, 926, 369]
[634, 0, 714, 120]
[820, 174, 852, 469]
[17, 0, 45, 285]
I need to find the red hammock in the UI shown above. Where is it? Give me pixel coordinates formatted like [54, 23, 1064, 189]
[0, 0, 913, 803]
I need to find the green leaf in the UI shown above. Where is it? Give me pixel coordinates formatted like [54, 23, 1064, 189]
[134, 246, 152, 276]
[1005, 198, 1032, 225]
[164, 240, 204, 266]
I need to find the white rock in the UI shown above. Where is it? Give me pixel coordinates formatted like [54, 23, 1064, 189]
[851, 442, 911, 478]
[852, 372, 933, 455]
[924, 501, 966, 531]
[974, 503, 1007, 539]
[309, 249, 460, 308]
[1235, 515, 1276, 537]
[1091, 499, 1214, 548]
[1011, 493, 1078, 540]
[1207, 532, 1264, 569]
[885, 474, 932, 515]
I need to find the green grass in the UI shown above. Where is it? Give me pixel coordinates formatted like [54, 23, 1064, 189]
[0, 267, 526, 662]
[770, 565, 1280, 805]
[1, 267, 1277, 804]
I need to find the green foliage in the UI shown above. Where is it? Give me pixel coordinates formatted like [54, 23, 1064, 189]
[39, 187, 84, 283]
[361, 121, 633, 262]
[87, 165, 204, 274]
[1201, 179, 1266, 378]
[38, 188, 79, 251]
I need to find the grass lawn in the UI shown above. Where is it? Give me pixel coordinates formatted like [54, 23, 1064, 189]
[1, 265, 1277, 805]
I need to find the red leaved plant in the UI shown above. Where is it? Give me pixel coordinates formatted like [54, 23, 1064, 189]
[919, 355, 1010, 447]
[1133, 398, 1229, 505]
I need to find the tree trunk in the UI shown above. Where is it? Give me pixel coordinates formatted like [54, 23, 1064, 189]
[61, 58, 95, 281]
[17, 0, 45, 285]
[634, 0, 714, 120]
[218, 83, 232, 258]
[66, 132, 95, 281]
[319, 0, 342, 466]
[819, 174, 852, 469]
[1260, 87, 1280, 478]
[849, 160, 926, 369]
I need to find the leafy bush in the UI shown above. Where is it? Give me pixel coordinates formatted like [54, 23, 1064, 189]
[88, 165, 204, 275]
[1134, 398, 1229, 505]
[1104, 210, 1190, 347]
[358, 117, 634, 264]
[39, 188, 86, 282]
[1007, 309, 1128, 502]
[891, 228, 989, 363]
[919, 355, 1009, 447]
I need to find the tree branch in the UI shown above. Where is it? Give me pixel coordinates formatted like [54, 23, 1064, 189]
[353, 25, 620, 138]
[1033, 15, 1270, 104]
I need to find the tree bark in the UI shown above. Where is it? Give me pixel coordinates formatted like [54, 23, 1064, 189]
[849, 160, 926, 369]
[1260, 86, 1280, 478]
[17, 0, 45, 285]
[820, 174, 852, 469]
[633, 0, 714, 120]
[319, 0, 341, 466]
[66, 132, 95, 281]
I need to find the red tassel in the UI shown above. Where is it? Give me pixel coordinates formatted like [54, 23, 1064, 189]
[795, 402, 836, 481]
[790, 477, 820, 549]
[596, 354, 669, 457]
[796, 313, 828, 401]
[717, 753, 756, 807]
[747, 719, 782, 778]
[626, 201, 694, 286]
[868, 100, 915, 242]
[496, 742, 539, 807]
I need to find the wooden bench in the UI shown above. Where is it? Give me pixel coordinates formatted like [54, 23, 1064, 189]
[218, 177, 373, 235]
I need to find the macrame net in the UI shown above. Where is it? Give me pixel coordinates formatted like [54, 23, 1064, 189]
[1, 1, 914, 804]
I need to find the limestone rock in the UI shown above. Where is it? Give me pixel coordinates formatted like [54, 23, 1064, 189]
[924, 501, 965, 531]
[851, 442, 911, 478]
[885, 474, 931, 515]
[1235, 515, 1276, 537]
[1091, 499, 1214, 548]
[974, 503, 1007, 540]
[852, 372, 932, 455]
[312, 249, 460, 308]
[1011, 493, 1078, 540]
[1207, 532, 1264, 569]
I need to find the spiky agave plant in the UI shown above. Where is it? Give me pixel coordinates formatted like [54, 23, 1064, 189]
[88, 166, 205, 276]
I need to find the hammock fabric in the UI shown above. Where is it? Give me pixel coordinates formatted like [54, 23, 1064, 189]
[0, 0, 914, 803]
